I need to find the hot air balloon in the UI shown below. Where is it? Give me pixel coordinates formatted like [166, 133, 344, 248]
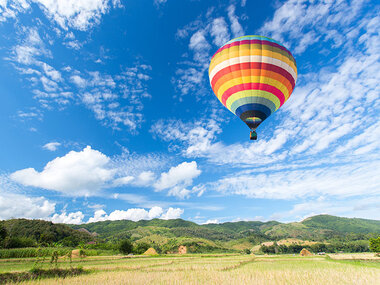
[208, 35, 297, 140]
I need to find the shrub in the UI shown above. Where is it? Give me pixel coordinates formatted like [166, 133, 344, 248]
[133, 242, 151, 255]
[4, 237, 36, 248]
[119, 239, 133, 254]
[369, 236, 380, 253]
[243, 249, 251, 254]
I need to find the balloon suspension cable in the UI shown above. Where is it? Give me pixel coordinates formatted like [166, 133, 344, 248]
[250, 130, 257, 141]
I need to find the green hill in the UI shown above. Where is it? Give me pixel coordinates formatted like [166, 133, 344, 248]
[0, 219, 93, 247]
[301, 215, 380, 234]
[1, 215, 379, 252]
[260, 215, 380, 241]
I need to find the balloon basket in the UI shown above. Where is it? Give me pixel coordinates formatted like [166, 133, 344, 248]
[250, 131, 257, 140]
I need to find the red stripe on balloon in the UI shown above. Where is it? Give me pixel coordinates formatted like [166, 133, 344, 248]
[211, 62, 295, 90]
[221, 83, 286, 107]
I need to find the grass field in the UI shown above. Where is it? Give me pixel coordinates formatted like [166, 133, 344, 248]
[0, 253, 379, 284]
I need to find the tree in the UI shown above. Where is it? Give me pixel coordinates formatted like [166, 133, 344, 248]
[119, 239, 133, 255]
[134, 242, 151, 255]
[369, 237, 380, 253]
[0, 225, 7, 247]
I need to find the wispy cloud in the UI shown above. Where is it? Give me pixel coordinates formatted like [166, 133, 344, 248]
[1, 0, 122, 31]
[258, 0, 369, 54]
[173, 4, 246, 99]
[42, 142, 61, 151]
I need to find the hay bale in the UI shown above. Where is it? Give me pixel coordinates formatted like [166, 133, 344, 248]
[178, 245, 187, 254]
[300, 248, 312, 256]
[143, 248, 158, 255]
[71, 249, 85, 258]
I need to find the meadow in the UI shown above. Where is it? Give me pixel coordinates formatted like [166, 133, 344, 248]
[0, 253, 379, 284]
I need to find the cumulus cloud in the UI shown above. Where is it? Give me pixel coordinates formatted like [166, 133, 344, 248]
[42, 142, 61, 151]
[0, 192, 55, 220]
[87, 206, 183, 223]
[160, 207, 184, 220]
[154, 161, 201, 199]
[50, 211, 84, 224]
[11, 146, 115, 196]
[113, 171, 155, 187]
[154, 161, 201, 190]
[203, 219, 219, 224]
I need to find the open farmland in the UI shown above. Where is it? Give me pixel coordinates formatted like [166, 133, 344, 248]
[0, 253, 379, 284]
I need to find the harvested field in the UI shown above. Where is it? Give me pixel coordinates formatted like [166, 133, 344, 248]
[0, 254, 378, 284]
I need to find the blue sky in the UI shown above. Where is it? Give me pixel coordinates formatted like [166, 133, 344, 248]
[0, 0, 379, 224]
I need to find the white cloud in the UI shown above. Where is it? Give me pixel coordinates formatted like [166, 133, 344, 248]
[87, 209, 108, 223]
[11, 28, 50, 65]
[211, 160, 380, 200]
[70, 75, 87, 88]
[210, 17, 230, 46]
[160, 207, 184, 220]
[75, 65, 152, 131]
[151, 118, 222, 157]
[42, 62, 62, 82]
[258, 0, 367, 53]
[87, 206, 182, 223]
[0, 192, 55, 220]
[11, 146, 115, 196]
[159, 8, 380, 170]
[154, 0, 167, 7]
[1, 0, 122, 30]
[271, 196, 380, 222]
[113, 175, 134, 186]
[167, 187, 191, 200]
[113, 171, 155, 187]
[173, 3, 246, 99]
[50, 211, 84, 224]
[154, 161, 201, 199]
[203, 219, 219, 224]
[227, 5, 244, 37]
[42, 142, 61, 151]
[134, 171, 155, 186]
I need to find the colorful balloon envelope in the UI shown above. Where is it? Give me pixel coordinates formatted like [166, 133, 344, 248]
[209, 35, 297, 140]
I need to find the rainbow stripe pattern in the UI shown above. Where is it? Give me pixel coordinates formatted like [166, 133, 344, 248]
[209, 35, 297, 130]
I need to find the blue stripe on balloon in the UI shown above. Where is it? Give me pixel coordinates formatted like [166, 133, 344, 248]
[226, 35, 282, 46]
[230, 97, 276, 114]
[234, 103, 272, 118]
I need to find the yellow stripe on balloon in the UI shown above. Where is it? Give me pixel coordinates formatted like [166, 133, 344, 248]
[215, 76, 290, 101]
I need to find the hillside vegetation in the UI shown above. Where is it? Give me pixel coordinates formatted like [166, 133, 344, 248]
[0, 215, 379, 254]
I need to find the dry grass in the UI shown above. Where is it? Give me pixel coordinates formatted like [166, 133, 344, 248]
[17, 254, 380, 285]
[327, 253, 380, 260]
[261, 238, 318, 247]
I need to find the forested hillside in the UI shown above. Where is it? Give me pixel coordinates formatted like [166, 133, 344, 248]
[1, 215, 379, 254]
